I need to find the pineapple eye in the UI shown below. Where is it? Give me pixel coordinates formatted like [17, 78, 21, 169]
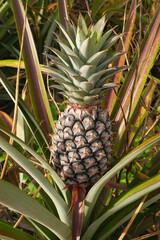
[72, 121, 85, 135]
[52, 155, 60, 166]
[100, 163, 108, 173]
[57, 169, 66, 181]
[55, 121, 63, 131]
[94, 150, 106, 161]
[54, 142, 66, 153]
[78, 147, 92, 159]
[98, 111, 109, 123]
[75, 173, 89, 183]
[99, 157, 108, 168]
[95, 121, 105, 134]
[85, 130, 98, 143]
[106, 120, 111, 129]
[59, 154, 69, 165]
[74, 136, 87, 148]
[100, 131, 109, 142]
[87, 166, 99, 176]
[64, 127, 73, 139]
[64, 115, 75, 127]
[104, 140, 111, 148]
[90, 140, 103, 152]
[75, 108, 84, 120]
[72, 163, 85, 172]
[83, 157, 96, 167]
[82, 117, 95, 130]
[68, 152, 81, 162]
[65, 140, 76, 151]
[52, 133, 63, 143]
[90, 174, 100, 184]
[63, 166, 74, 177]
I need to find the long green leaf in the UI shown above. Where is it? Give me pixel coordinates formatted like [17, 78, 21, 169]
[94, 193, 160, 240]
[101, 0, 127, 19]
[0, 180, 72, 240]
[0, 16, 15, 41]
[0, 236, 15, 240]
[106, 0, 137, 112]
[0, 136, 71, 226]
[111, 7, 160, 153]
[0, 59, 48, 72]
[42, 12, 58, 60]
[82, 174, 160, 239]
[0, 126, 71, 205]
[26, 219, 58, 240]
[57, 0, 69, 28]
[0, 220, 37, 240]
[0, 59, 25, 68]
[84, 0, 106, 24]
[0, 71, 50, 160]
[11, 0, 54, 137]
[83, 133, 160, 227]
[0, 2, 9, 19]
[129, 150, 160, 188]
[128, 80, 156, 145]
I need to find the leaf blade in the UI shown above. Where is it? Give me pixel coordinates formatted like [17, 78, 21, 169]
[0, 220, 37, 240]
[11, 0, 54, 137]
[82, 175, 160, 239]
[0, 136, 71, 226]
[83, 133, 160, 227]
[0, 180, 72, 240]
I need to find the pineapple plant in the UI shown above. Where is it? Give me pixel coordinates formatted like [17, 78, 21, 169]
[48, 15, 127, 187]
[0, 1, 160, 240]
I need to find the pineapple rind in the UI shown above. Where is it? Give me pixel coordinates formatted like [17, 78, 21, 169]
[51, 105, 112, 187]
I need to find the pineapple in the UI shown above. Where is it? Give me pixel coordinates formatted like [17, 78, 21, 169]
[48, 15, 127, 187]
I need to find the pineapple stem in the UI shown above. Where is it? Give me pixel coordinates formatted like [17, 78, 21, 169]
[70, 186, 86, 240]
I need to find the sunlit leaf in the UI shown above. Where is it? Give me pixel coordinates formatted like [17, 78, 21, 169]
[0, 71, 50, 160]
[11, 0, 54, 138]
[0, 126, 71, 205]
[0, 136, 71, 226]
[111, 7, 160, 153]
[82, 174, 160, 239]
[83, 133, 160, 227]
[106, 0, 137, 112]
[0, 180, 72, 240]
[0, 220, 37, 240]
[92, 192, 160, 239]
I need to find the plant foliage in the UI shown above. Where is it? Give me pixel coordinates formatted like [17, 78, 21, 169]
[0, 0, 159, 239]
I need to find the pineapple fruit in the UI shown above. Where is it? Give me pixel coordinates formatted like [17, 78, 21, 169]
[49, 15, 127, 187]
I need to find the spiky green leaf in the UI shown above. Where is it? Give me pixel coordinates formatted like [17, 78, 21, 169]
[96, 28, 116, 51]
[79, 81, 94, 92]
[90, 15, 106, 42]
[87, 50, 107, 65]
[95, 66, 129, 87]
[77, 14, 88, 36]
[0, 180, 72, 240]
[0, 136, 71, 226]
[79, 37, 95, 60]
[76, 25, 87, 49]
[97, 51, 125, 70]
[47, 47, 71, 66]
[68, 54, 84, 71]
[56, 21, 76, 52]
[79, 65, 96, 78]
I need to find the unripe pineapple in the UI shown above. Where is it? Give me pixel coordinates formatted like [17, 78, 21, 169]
[48, 15, 127, 187]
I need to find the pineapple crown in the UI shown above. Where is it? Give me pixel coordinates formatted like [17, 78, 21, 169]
[47, 15, 127, 107]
